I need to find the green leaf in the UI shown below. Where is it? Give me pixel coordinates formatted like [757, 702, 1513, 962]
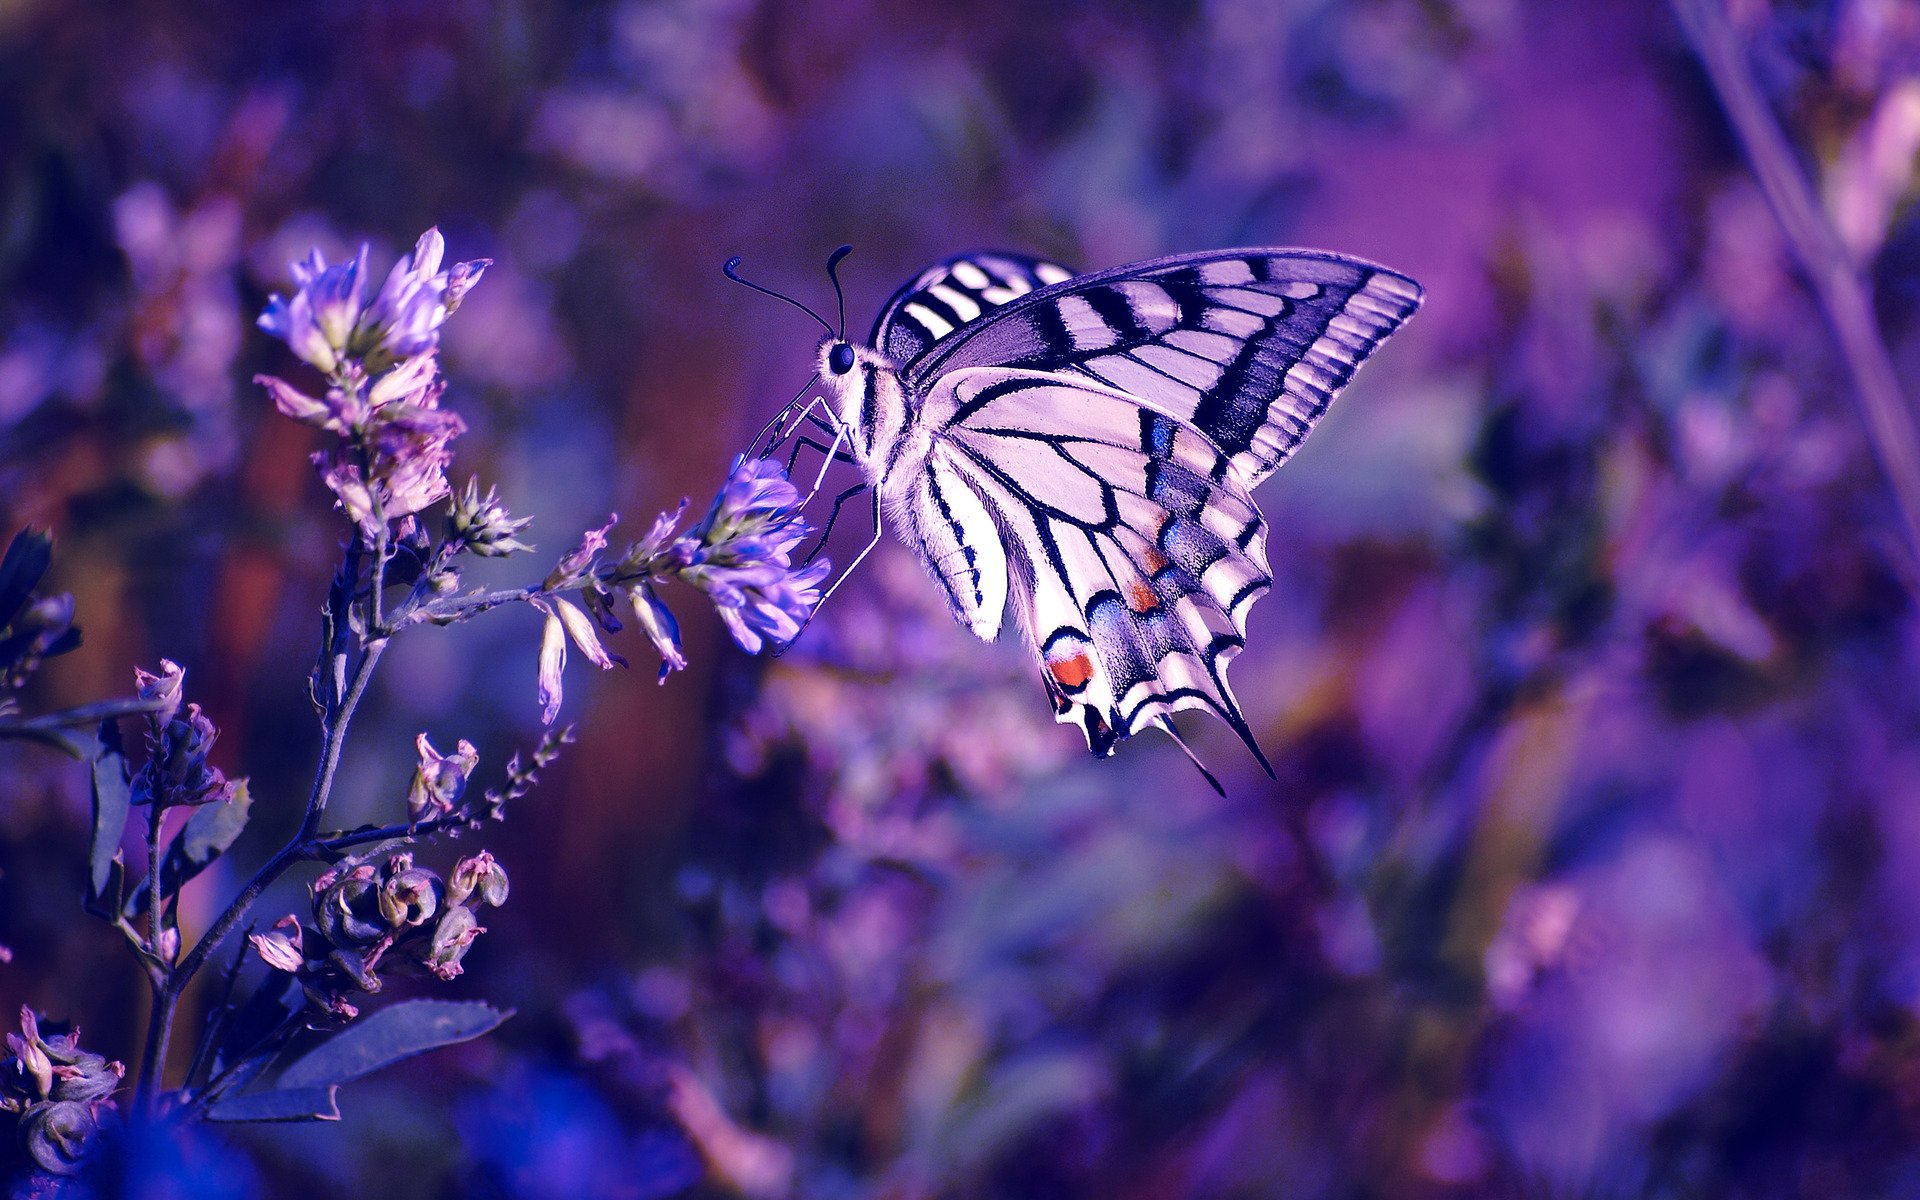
[89, 726, 131, 898]
[204, 1085, 340, 1123]
[277, 1000, 509, 1089]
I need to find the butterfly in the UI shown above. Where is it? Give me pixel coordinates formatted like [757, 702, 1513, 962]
[733, 247, 1423, 790]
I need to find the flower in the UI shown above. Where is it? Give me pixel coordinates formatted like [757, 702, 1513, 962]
[679, 456, 830, 654]
[259, 230, 489, 378]
[545, 514, 618, 590]
[407, 732, 480, 823]
[257, 246, 368, 373]
[257, 233, 488, 542]
[626, 580, 687, 683]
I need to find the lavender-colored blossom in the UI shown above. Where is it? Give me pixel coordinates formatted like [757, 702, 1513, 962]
[679, 456, 830, 655]
[532, 598, 570, 725]
[257, 246, 367, 373]
[257, 234, 485, 542]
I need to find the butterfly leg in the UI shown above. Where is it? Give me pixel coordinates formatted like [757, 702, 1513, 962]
[801, 482, 871, 566]
[772, 488, 882, 657]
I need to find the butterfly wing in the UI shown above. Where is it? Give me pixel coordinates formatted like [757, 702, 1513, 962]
[871, 251, 1077, 369]
[916, 367, 1276, 765]
[899, 249, 1422, 488]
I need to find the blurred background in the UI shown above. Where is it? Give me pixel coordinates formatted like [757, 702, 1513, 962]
[5, 0, 1920, 1195]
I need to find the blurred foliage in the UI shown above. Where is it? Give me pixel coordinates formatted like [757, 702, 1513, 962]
[5, 0, 1920, 1196]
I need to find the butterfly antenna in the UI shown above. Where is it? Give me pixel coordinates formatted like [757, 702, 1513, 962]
[1156, 716, 1226, 797]
[723, 255, 834, 335]
[825, 244, 853, 339]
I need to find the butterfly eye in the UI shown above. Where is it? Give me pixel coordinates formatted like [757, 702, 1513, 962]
[828, 342, 856, 375]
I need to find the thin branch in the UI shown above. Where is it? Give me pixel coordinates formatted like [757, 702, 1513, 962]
[398, 584, 542, 629]
[1674, 0, 1920, 570]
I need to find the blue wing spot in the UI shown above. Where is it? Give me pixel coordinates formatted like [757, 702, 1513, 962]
[1158, 515, 1229, 574]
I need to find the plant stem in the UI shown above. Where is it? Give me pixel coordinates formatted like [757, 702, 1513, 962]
[1673, 0, 1920, 573]
[138, 634, 388, 1106]
[399, 584, 542, 629]
[132, 802, 169, 1117]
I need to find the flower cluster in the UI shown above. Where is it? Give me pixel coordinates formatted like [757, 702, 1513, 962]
[255, 230, 491, 540]
[0, 1010, 122, 1178]
[679, 457, 833, 655]
[128, 661, 235, 809]
[250, 849, 510, 1020]
[527, 455, 830, 720]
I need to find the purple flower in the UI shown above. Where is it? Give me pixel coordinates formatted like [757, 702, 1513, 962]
[258, 246, 368, 373]
[529, 596, 617, 724]
[258, 229, 489, 380]
[679, 456, 830, 654]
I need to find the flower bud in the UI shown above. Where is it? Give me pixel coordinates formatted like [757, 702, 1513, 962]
[444, 257, 491, 314]
[447, 478, 534, 558]
[133, 658, 184, 727]
[447, 851, 509, 909]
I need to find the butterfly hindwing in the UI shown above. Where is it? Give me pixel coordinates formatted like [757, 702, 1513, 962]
[920, 368, 1273, 762]
[899, 249, 1423, 487]
[871, 251, 1077, 370]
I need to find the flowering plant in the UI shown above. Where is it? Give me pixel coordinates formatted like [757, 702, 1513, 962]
[0, 229, 827, 1188]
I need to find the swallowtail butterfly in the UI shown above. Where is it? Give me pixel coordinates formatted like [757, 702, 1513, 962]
[737, 248, 1423, 789]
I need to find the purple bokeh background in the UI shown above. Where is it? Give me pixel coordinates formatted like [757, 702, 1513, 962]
[6, 0, 1920, 1195]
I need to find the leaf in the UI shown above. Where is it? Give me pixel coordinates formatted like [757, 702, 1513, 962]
[204, 1085, 340, 1123]
[125, 782, 254, 917]
[277, 1000, 510, 1089]
[89, 723, 131, 898]
[166, 780, 254, 892]
[0, 529, 51, 632]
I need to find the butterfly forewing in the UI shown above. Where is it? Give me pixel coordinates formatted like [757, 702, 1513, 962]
[898, 250, 1423, 488]
[871, 251, 1077, 369]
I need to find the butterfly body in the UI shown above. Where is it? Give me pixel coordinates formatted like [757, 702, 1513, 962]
[809, 248, 1423, 770]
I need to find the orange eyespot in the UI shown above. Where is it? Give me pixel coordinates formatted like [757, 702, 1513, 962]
[1125, 580, 1159, 613]
[1046, 651, 1093, 690]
